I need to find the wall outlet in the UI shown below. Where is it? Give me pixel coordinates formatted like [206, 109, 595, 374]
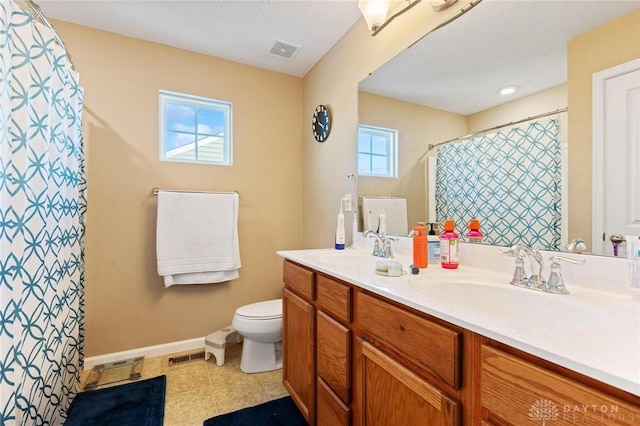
[343, 194, 353, 212]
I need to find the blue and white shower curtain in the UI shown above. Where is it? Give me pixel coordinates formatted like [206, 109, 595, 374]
[435, 119, 561, 250]
[0, 2, 85, 425]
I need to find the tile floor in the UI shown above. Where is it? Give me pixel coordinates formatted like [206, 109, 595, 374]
[78, 342, 289, 426]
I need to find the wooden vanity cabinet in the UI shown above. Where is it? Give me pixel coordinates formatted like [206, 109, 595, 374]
[282, 260, 640, 426]
[283, 261, 316, 423]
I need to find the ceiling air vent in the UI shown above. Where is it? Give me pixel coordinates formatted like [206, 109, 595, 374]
[269, 39, 301, 60]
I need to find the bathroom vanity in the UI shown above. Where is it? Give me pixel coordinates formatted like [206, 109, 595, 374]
[278, 246, 640, 426]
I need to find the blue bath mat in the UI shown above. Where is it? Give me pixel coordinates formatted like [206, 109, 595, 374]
[64, 375, 166, 426]
[203, 396, 307, 426]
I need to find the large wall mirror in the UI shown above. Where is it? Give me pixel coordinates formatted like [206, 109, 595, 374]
[357, 0, 640, 257]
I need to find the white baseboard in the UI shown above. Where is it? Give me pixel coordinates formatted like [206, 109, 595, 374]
[83, 337, 205, 370]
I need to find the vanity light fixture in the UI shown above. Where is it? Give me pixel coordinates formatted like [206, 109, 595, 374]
[358, 0, 422, 36]
[500, 86, 517, 95]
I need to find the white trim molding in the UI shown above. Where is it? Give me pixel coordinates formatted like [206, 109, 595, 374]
[592, 57, 640, 255]
[83, 337, 205, 370]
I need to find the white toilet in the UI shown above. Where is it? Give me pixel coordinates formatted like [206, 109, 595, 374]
[231, 298, 283, 373]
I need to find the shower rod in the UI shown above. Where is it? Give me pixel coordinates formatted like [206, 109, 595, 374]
[22, 0, 76, 70]
[427, 107, 568, 151]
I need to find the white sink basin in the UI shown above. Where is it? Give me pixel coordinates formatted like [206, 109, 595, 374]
[410, 280, 601, 327]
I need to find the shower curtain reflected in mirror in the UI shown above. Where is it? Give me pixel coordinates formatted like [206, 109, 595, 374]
[435, 119, 562, 250]
[0, 2, 85, 424]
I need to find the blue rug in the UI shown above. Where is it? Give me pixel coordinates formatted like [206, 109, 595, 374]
[203, 396, 307, 426]
[64, 375, 166, 426]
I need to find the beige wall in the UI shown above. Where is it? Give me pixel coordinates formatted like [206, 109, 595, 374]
[357, 92, 467, 228]
[468, 84, 567, 132]
[567, 9, 640, 248]
[52, 21, 304, 356]
[302, 1, 476, 248]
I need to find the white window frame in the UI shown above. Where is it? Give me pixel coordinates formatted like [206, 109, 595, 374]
[159, 90, 233, 165]
[357, 124, 398, 178]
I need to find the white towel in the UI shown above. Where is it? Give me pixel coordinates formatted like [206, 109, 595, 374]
[156, 191, 241, 287]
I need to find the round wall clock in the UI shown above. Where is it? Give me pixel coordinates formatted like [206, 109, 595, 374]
[312, 104, 331, 142]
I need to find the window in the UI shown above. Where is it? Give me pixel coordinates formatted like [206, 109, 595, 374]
[159, 90, 232, 165]
[357, 124, 398, 178]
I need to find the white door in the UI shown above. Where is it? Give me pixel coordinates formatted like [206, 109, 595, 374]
[593, 58, 640, 256]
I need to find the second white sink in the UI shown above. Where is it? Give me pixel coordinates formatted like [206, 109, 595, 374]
[409, 280, 601, 328]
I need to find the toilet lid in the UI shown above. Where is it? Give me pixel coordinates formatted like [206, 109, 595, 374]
[236, 299, 282, 320]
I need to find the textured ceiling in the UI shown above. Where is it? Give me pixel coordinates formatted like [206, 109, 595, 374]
[37, 0, 640, 114]
[359, 0, 640, 115]
[38, 0, 363, 78]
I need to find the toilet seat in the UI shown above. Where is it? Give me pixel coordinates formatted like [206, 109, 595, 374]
[235, 299, 281, 320]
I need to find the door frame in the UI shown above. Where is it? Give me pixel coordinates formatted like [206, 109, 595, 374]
[592, 57, 640, 255]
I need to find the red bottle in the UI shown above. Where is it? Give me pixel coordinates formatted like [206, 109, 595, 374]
[440, 219, 459, 269]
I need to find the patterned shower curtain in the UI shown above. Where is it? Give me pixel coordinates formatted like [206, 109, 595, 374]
[0, 2, 85, 425]
[435, 119, 561, 250]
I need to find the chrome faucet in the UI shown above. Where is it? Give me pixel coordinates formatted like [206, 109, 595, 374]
[565, 238, 587, 253]
[364, 230, 394, 258]
[501, 244, 585, 294]
[502, 244, 546, 289]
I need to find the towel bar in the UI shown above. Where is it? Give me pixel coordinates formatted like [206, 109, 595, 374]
[152, 187, 239, 196]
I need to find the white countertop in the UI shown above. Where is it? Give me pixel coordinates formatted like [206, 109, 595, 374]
[277, 244, 640, 397]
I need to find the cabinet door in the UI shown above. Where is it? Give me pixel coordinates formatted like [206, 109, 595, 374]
[481, 345, 640, 426]
[359, 340, 460, 426]
[283, 288, 315, 423]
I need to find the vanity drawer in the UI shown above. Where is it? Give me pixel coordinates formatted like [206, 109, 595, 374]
[283, 260, 315, 301]
[317, 275, 352, 324]
[357, 291, 461, 389]
[481, 345, 639, 425]
[317, 311, 351, 404]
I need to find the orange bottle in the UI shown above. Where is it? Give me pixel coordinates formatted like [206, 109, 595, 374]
[412, 226, 428, 268]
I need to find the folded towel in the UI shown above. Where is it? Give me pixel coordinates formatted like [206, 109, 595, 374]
[156, 191, 241, 287]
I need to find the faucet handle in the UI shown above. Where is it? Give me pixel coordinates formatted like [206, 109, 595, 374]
[371, 239, 382, 256]
[510, 257, 529, 287]
[383, 237, 397, 258]
[499, 244, 525, 258]
[544, 256, 586, 295]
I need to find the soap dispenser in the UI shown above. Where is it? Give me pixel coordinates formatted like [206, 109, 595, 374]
[427, 223, 441, 264]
